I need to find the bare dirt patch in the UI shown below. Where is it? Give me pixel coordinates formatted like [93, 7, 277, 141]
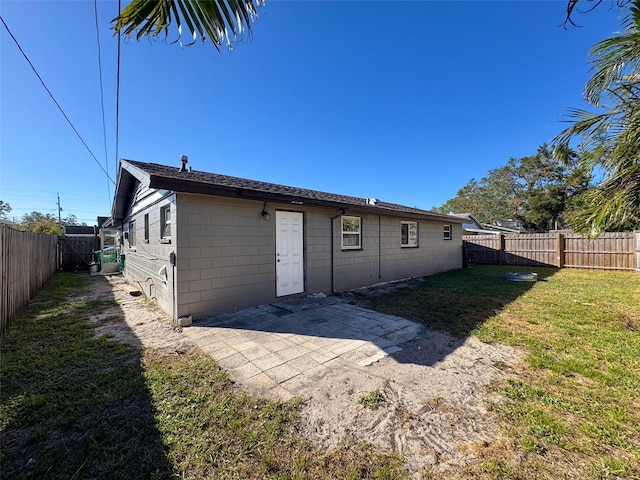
[80, 274, 521, 476]
[76, 274, 190, 353]
[291, 330, 520, 475]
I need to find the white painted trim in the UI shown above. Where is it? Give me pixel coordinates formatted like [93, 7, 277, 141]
[341, 215, 362, 250]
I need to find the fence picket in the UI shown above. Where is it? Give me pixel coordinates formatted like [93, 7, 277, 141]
[0, 225, 58, 334]
[463, 232, 636, 271]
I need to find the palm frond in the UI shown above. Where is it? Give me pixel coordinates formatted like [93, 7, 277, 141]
[553, 0, 640, 236]
[113, 0, 262, 52]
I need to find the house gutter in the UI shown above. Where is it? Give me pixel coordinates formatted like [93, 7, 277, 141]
[330, 209, 345, 294]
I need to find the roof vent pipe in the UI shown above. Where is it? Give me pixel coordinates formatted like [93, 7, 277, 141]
[179, 155, 188, 172]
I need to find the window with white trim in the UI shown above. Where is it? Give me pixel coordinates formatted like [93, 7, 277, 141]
[341, 216, 361, 249]
[443, 224, 452, 240]
[401, 221, 418, 247]
[161, 204, 171, 239]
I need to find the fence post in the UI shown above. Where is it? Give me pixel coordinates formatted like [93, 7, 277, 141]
[498, 234, 505, 265]
[635, 230, 640, 272]
[556, 233, 565, 268]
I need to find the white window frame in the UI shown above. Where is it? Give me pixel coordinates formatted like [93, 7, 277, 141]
[401, 221, 419, 247]
[160, 204, 171, 240]
[443, 224, 452, 240]
[341, 216, 361, 250]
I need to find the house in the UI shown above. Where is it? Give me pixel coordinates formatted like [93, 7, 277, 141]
[452, 213, 522, 235]
[108, 158, 465, 321]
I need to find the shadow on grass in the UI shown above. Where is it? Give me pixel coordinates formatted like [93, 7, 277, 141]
[367, 265, 559, 338]
[0, 273, 173, 479]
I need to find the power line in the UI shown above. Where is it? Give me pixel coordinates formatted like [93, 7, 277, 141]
[0, 15, 116, 186]
[94, 0, 112, 202]
[115, 0, 122, 186]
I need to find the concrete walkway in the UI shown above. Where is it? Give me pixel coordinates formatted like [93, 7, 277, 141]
[181, 298, 423, 400]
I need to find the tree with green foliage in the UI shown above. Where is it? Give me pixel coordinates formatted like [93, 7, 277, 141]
[0, 200, 11, 219]
[516, 145, 591, 231]
[436, 166, 520, 225]
[554, 0, 640, 235]
[436, 145, 591, 232]
[19, 212, 85, 235]
[19, 212, 63, 235]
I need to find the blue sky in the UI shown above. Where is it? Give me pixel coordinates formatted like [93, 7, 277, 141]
[0, 1, 624, 225]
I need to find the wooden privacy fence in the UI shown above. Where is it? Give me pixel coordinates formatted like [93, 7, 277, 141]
[463, 231, 638, 271]
[0, 225, 58, 335]
[59, 236, 99, 271]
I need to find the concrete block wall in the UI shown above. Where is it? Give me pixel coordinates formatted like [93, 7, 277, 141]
[175, 194, 278, 318]
[420, 222, 463, 274]
[379, 218, 462, 280]
[332, 215, 463, 291]
[332, 213, 382, 291]
[159, 192, 464, 320]
[122, 188, 176, 319]
[303, 209, 333, 293]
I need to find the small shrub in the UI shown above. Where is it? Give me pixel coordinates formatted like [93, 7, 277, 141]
[359, 390, 386, 410]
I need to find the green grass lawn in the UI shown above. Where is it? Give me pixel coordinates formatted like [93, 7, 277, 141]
[2, 267, 638, 479]
[369, 265, 640, 479]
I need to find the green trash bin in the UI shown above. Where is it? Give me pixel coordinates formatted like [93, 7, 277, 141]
[95, 247, 119, 274]
[94, 250, 104, 266]
[101, 247, 118, 263]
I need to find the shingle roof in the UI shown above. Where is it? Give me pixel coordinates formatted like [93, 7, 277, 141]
[64, 225, 96, 235]
[113, 159, 464, 224]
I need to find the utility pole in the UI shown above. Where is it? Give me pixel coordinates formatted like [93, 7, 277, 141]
[57, 193, 62, 226]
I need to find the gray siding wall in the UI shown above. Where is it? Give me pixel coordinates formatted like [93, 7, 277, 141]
[175, 193, 462, 319]
[122, 184, 176, 319]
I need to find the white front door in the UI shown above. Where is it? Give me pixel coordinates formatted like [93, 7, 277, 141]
[276, 211, 304, 297]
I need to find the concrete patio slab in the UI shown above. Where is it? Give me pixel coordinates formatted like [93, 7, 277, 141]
[185, 297, 424, 399]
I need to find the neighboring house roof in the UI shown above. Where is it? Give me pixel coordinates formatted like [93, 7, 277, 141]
[486, 224, 521, 234]
[111, 159, 465, 225]
[463, 227, 503, 235]
[451, 213, 522, 235]
[494, 219, 522, 231]
[64, 225, 96, 236]
[451, 213, 485, 231]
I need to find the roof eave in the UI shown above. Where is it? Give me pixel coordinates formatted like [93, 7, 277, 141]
[111, 159, 154, 222]
[150, 176, 463, 223]
[114, 159, 464, 224]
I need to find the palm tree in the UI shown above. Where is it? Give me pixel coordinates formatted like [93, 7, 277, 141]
[554, 0, 640, 235]
[113, 0, 262, 51]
